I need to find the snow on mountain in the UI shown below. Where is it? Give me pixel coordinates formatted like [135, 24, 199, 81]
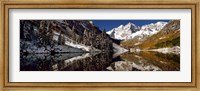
[130, 21, 168, 39]
[20, 20, 113, 54]
[107, 21, 167, 40]
[107, 22, 140, 40]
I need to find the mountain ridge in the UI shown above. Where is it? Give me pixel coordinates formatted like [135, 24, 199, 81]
[106, 21, 167, 40]
[121, 20, 180, 50]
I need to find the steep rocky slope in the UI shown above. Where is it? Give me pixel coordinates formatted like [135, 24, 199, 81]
[20, 20, 113, 54]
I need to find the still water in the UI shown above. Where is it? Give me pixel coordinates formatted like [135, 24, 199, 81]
[20, 51, 180, 71]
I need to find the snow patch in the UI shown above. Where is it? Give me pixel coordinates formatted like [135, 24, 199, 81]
[149, 46, 180, 54]
[63, 35, 100, 52]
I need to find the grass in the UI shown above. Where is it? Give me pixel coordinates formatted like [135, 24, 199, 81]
[155, 36, 180, 48]
[139, 30, 180, 49]
[121, 29, 180, 50]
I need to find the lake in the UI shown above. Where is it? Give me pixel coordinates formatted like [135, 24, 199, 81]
[20, 51, 180, 71]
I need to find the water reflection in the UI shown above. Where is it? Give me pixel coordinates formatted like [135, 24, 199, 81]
[107, 52, 180, 71]
[20, 51, 180, 71]
[20, 52, 113, 71]
[20, 53, 84, 71]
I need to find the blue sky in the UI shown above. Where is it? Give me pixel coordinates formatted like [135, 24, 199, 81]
[92, 20, 170, 32]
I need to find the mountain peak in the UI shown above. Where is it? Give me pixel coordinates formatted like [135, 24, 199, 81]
[127, 22, 134, 25]
[106, 22, 140, 40]
[125, 22, 136, 28]
[118, 25, 124, 28]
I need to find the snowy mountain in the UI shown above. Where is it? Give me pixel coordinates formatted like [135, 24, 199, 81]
[107, 22, 140, 40]
[121, 20, 180, 49]
[107, 22, 167, 40]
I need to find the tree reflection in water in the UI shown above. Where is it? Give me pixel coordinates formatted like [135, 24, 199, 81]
[20, 51, 180, 71]
[20, 52, 113, 71]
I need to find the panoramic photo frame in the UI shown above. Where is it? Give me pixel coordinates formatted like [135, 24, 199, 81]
[0, 0, 199, 91]
[10, 10, 189, 83]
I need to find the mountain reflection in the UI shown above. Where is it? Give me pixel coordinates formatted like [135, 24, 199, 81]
[20, 52, 113, 71]
[107, 52, 180, 71]
[20, 51, 180, 71]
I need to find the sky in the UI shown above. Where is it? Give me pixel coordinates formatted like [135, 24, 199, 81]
[92, 20, 170, 32]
